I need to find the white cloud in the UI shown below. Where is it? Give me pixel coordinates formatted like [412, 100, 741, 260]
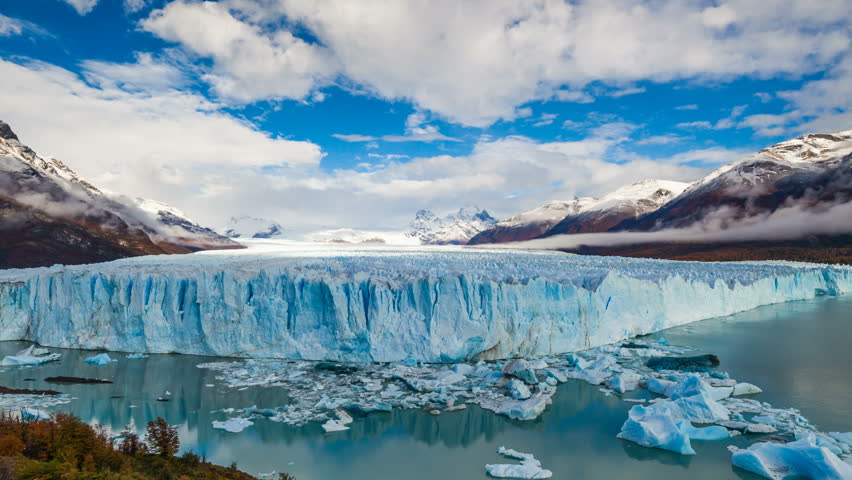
[0, 56, 715, 232]
[0, 57, 323, 227]
[332, 112, 459, 143]
[607, 86, 646, 98]
[635, 134, 689, 146]
[81, 52, 188, 92]
[140, 0, 338, 102]
[62, 0, 100, 15]
[675, 104, 699, 111]
[0, 13, 49, 37]
[138, 0, 852, 127]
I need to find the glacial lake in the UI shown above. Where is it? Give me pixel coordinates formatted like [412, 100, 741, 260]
[1, 294, 851, 479]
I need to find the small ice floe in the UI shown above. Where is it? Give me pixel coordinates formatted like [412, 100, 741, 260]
[485, 446, 552, 479]
[1, 345, 61, 366]
[605, 370, 642, 394]
[482, 391, 554, 421]
[322, 409, 353, 433]
[212, 417, 253, 433]
[84, 353, 113, 365]
[732, 382, 763, 396]
[730, 434, 852, 479]
[567, 354, 617, 385]
[126, 353, 149, 359]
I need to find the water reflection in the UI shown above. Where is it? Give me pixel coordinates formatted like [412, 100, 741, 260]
[0, 295, 849, 479]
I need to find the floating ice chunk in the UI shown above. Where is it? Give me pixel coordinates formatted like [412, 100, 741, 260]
[829, 432, 852, 447]
[646, 377, 676, 396]
[322, 409, 354, 433]
[732, 382, 763, 396]
[618, 403, 696, 455]
[84, 353, 113, 365]
[485, 446, 552, 479]
[731, 434, 852, 480]
[126, 353, 149, 359]
[671, 391, 730, 423]
[606, 371, 642, 394]
[669, 375, 732, 401]
[489, 392, 552, 421]
[568, 355, 617, 385]
[544, 369, 567, 384]
[212, 417, 253, 433]
[17, 345, 49, 357]
[679, 421, 730, 441]
[503, 360, 538, 385]
[506, 379, 532, 400]
[618, 400, 730, 455]
[746, 423, 777, 434]
[1, 352, 61, 366]
[795, 432, 850, 456]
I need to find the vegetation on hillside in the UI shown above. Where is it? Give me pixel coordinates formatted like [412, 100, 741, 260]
[0, 412, 294, 480]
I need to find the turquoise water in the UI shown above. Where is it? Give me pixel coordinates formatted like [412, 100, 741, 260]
[1, 295, 851, 479]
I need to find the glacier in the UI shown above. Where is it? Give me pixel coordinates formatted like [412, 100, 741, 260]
[0, 240, 850, 362]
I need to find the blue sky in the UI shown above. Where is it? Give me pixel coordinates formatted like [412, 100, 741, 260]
[0, 0, 850, 232]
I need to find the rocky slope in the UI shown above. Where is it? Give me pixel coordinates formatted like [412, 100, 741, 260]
[469, 180, 688, 244]
[0, 120, 239, 268]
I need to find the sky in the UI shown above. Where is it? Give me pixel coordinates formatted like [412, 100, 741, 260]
[0, 0, 850, 234]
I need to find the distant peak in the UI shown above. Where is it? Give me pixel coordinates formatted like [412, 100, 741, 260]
[0, 120, 19, 142]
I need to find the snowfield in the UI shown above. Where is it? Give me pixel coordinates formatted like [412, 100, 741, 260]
[0, 239, 849, 362]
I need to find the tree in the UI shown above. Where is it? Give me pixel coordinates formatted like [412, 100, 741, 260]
[118, 429, 145, 456]
[144, 417, 179, 457]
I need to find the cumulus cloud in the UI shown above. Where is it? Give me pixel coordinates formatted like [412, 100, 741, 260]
[137, 0, 852, 127]
[140, 0, 337, 103]
[61, 0, 100, 15]
[0, 54, 726, 232]
[0, 57, 324, 228]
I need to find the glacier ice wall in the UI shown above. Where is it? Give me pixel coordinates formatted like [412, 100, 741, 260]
[0, 245, 850, 362]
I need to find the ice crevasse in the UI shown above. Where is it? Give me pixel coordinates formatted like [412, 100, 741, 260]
[0, 245, 850, 363]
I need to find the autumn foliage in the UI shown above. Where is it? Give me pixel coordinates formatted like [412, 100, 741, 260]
[0, 411, 258, 480]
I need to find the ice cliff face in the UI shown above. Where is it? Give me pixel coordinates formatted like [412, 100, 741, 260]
[0, 244, 849, 362]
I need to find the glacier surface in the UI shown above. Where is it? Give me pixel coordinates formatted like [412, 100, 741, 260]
[0, 241, 850, 362]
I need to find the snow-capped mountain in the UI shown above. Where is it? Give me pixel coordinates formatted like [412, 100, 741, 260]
[407, 207, 497, 245]
[131, 197, 239, 250]
[222, 215, 285, 239]
[617, 131, 852, 232]
[0, 120, 238, 267]
[540, 179, 690, 237]
[468, 180, 689, 244]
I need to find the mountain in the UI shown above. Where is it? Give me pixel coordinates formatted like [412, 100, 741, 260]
[468, 180, 689, 245]
[407, 207, 497, 245]
[0, 120, 239, 268]
[615, 131, 852, 232]
[131, 197, 239, 250]
[221, 215, 285, 239]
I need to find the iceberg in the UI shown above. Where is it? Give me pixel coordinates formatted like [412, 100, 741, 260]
[618, 401, 730, 455]
[1, 345, 61, 366]
[0, 244, 849, 362]
[731, 434, 852, 480]
[485, 447, 552, 479]
[84, 353, 113, 365]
